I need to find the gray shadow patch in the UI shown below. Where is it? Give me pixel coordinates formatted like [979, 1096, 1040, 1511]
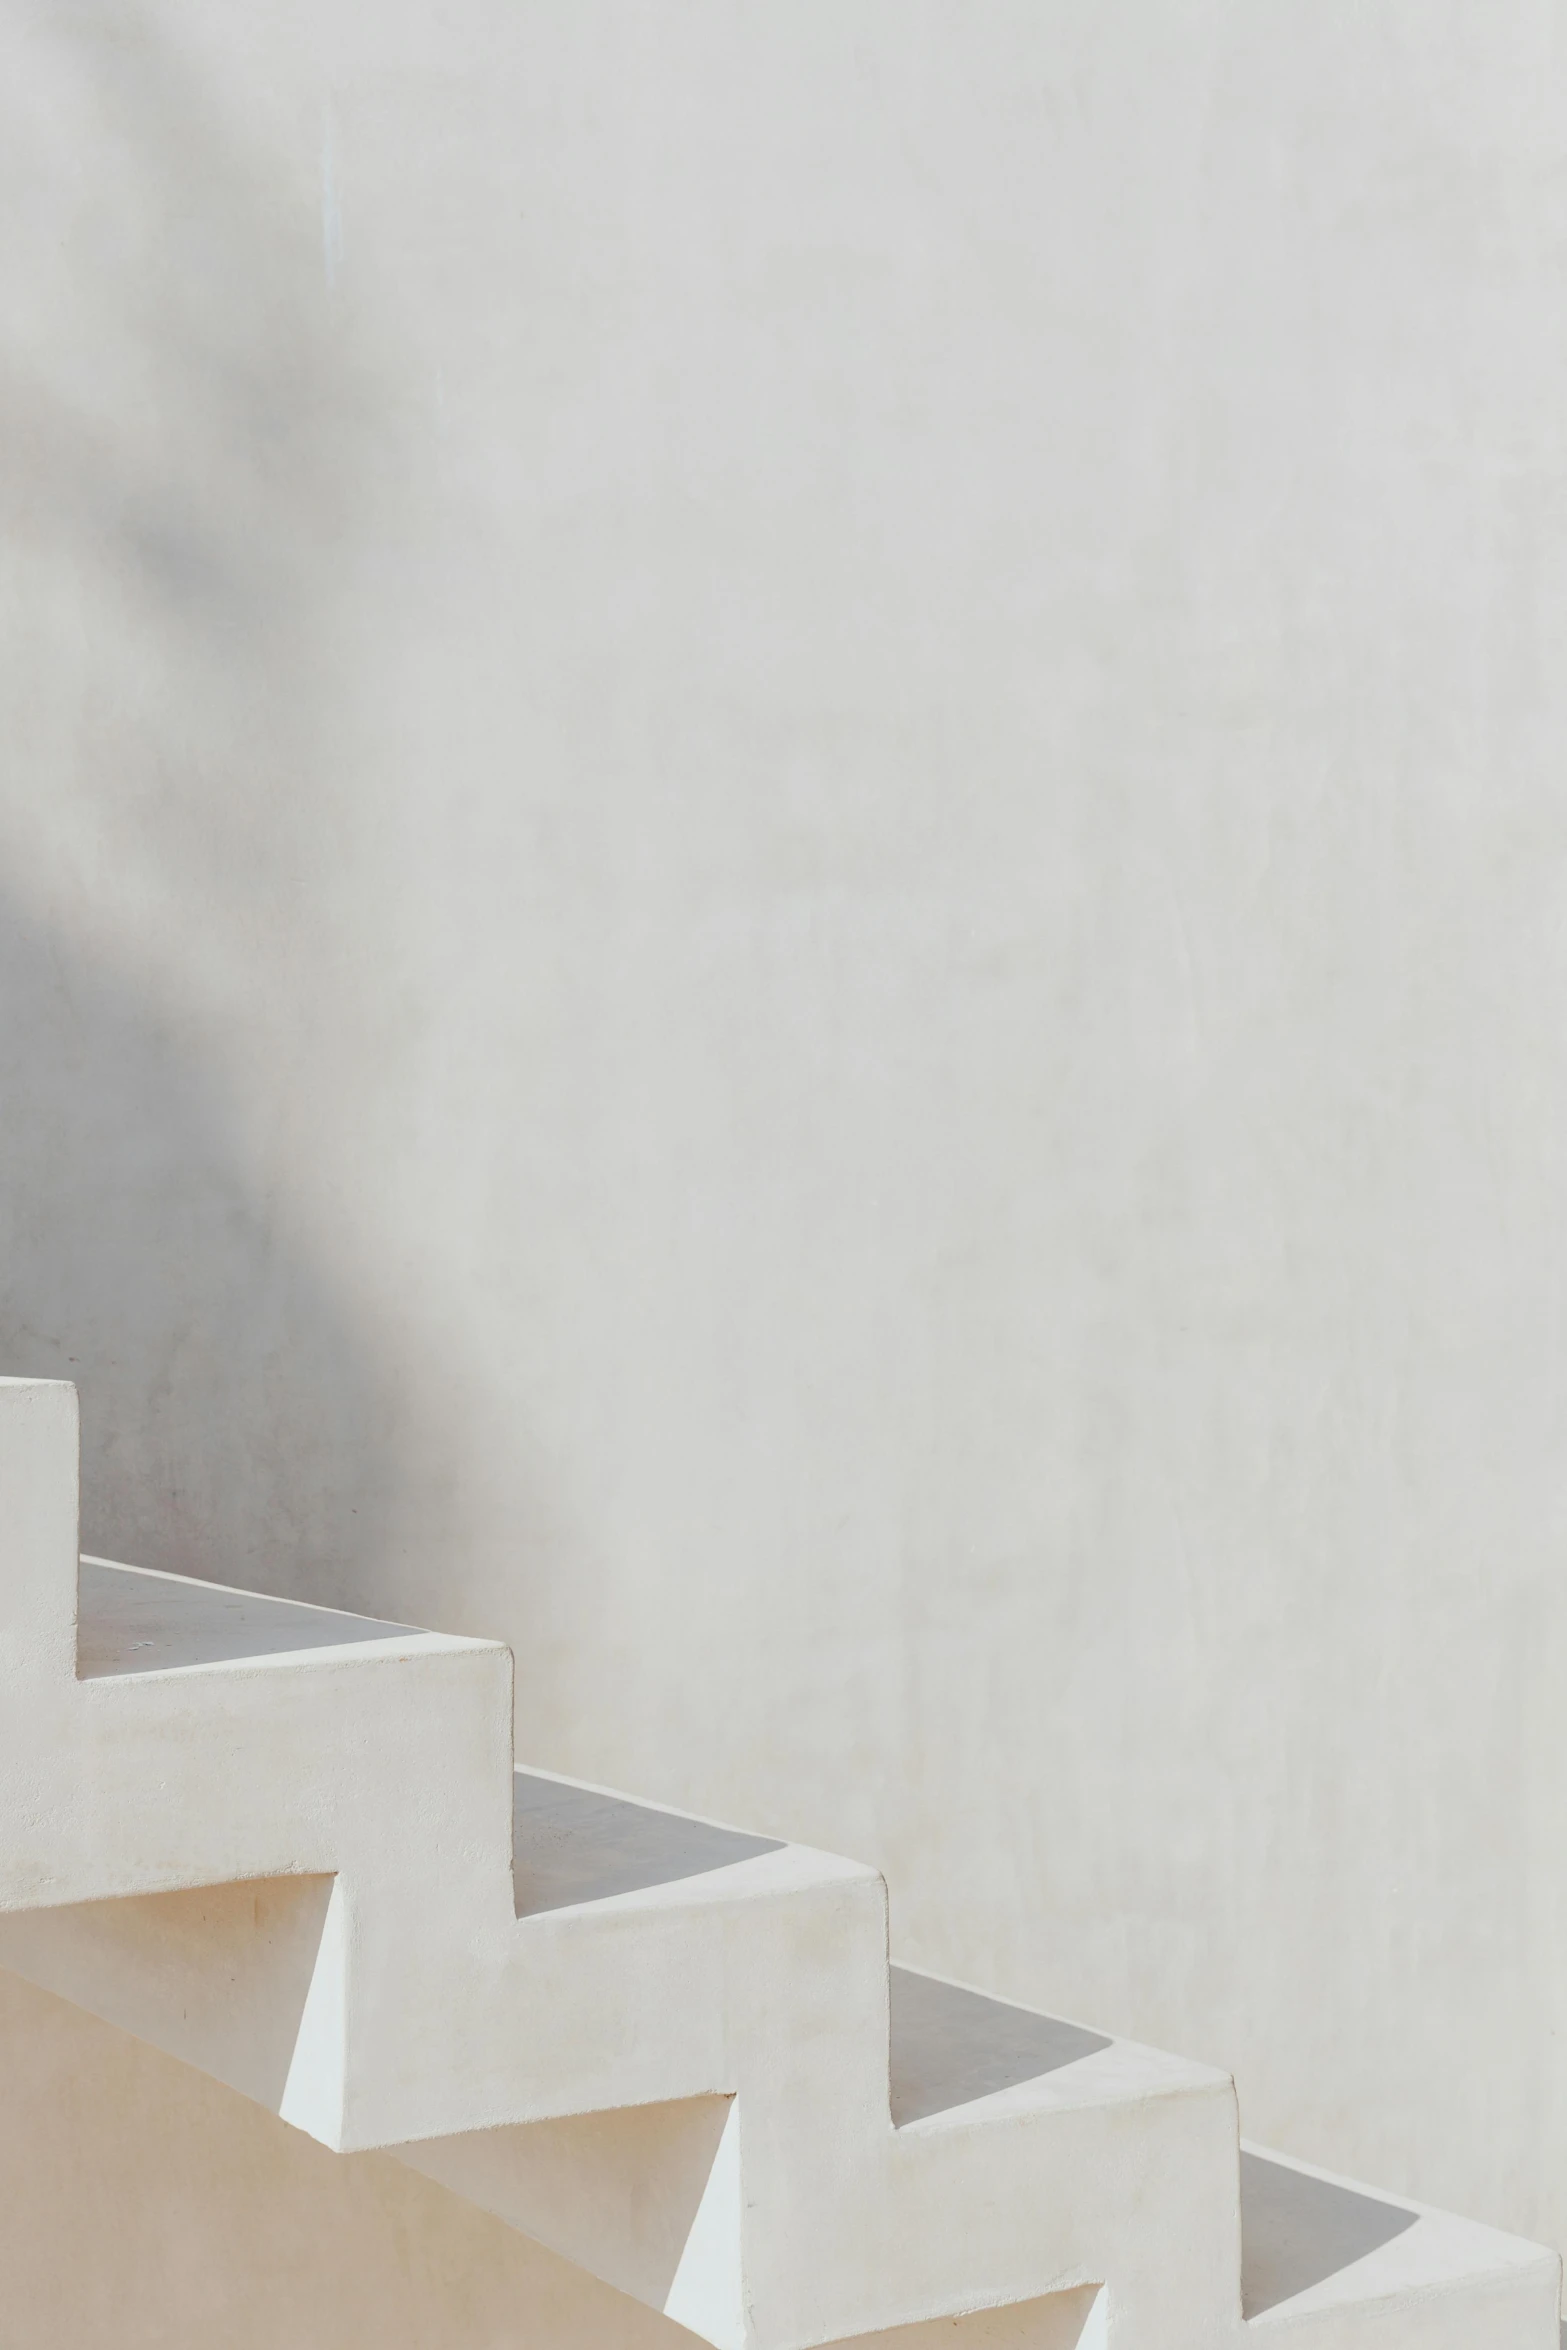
[512, 1772, 782, 1916]
[77, 1558, 414, 1677]
[1240, 2151, 1419, 2315]
[0, 13, 405, 1625]
[889, 1966, 1111, 2125]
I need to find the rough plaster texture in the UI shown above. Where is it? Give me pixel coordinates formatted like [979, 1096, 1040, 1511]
[2, 0, 1566, 2326]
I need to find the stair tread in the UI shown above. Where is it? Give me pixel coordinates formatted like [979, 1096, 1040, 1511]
[1239, 2145, 1554, 2324]
[76, 1557, 421, 1678]
[889, 1965, 1112, 2125]
[511, 1769, 784, 1916]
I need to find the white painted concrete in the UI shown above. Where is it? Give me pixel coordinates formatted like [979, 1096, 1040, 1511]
[1, 0, 1565, 2326]
[0, 1381, 1559, 2350]
[0, 1957, 1126, 2350]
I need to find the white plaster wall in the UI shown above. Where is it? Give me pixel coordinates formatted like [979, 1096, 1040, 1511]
[3, 0, 1567, 2323]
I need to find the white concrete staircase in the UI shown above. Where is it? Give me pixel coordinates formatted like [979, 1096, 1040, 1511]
[0, 1378, 1555, 2350]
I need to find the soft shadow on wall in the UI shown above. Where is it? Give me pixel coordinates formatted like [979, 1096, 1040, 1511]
[0, 2, 409, 1601]
[0, 884, 399, 1597]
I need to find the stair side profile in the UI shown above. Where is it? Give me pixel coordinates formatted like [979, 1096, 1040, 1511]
[0, 1377, 1555, 2350]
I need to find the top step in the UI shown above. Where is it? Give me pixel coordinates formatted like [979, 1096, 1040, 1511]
[77, 1557, 418, 1677]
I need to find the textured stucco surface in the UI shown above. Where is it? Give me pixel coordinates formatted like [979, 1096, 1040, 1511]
[2, 0, 1566, 2326]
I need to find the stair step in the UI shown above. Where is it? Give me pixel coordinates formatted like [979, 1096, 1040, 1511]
[889, 1966, 1111, 2125]
[77, 1557, 414, 1679]
[511, 1770, 782, 1916]
[1242, 2151, 1416, 2317]
[1239, 2146, 1553, 2327]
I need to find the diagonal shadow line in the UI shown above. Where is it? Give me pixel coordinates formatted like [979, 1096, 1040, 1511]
[1240, 2151, 1419, 2315]
[889, 1966, 1111, 2125]
[512, 1771, 782, 1916]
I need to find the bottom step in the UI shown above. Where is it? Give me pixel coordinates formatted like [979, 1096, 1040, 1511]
[1240, 2144, 1557, 2345]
